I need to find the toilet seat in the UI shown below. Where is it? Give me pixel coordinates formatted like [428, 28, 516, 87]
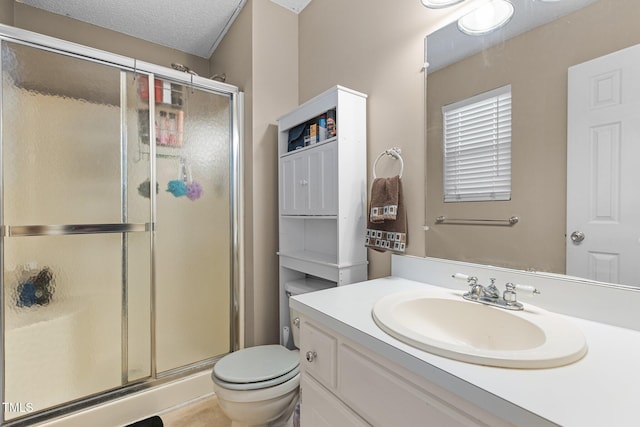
[213, 345, 300, 391]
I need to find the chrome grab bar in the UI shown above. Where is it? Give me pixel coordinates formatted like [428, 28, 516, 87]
[435, 216, 519, 226]
[2, 223, 151, 237]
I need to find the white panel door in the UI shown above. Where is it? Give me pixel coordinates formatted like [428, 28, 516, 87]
[300, 375, 369, 427]
[280, 153, 308, 215]
[567, 43, 640, 287]
[308, 141, 338, 215]
[280, 141, 338, 216]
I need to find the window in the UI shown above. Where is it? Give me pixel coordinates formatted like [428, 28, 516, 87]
[442, 85, 511, 202]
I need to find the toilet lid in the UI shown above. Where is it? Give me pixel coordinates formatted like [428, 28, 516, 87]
[214, 345, 300, 384]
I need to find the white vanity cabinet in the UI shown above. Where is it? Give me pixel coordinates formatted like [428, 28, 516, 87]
[299, 317, 512, 427]
[300, 374, 369, 427]
[277, 86, 368, 347]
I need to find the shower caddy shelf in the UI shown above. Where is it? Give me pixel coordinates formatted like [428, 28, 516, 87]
[137, 76, 186, 159]
[276, 85, 368, 348]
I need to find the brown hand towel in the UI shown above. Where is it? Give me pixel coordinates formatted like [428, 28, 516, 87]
[365, 176, 407, 253]
[368, 176, 400, 223]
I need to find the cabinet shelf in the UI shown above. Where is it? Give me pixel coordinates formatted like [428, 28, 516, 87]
[280, 136, 338, 158]
[283, 277, 336, 295]
[278, 250, 338, 267]
[279, 252, 368, 269]
[138, 144, 183, 160]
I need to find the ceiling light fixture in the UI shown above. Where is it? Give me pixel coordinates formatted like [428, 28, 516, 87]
[457, 0, 515, 35]
[421, 0, 465, 9]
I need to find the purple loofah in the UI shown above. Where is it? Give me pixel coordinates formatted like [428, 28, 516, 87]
[186, 181, 203, 201]
[167, 179, 188, 197]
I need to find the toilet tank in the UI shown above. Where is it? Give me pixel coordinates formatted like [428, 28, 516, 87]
[284, 277, 335, 349]
[289, 307, 302, 348]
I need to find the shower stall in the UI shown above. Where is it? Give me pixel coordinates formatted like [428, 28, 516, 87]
[0, 26, 241, 425]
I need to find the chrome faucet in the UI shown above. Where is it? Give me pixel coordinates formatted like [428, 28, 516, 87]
[453, 274, 540, 311]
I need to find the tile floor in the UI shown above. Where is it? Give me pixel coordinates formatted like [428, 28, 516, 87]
[158, 395, 296, 427]
[159, 396, 231, 427]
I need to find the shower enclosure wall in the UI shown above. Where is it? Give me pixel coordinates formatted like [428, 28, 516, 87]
[0, 25, 241, 425]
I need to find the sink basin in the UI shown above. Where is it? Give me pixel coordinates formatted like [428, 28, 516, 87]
[372, 289, 587, 368]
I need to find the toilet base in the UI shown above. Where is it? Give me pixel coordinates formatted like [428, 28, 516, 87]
[229, 400, 295, 427]
[214, 374, 299, 427]
[222, 389, 297, 427]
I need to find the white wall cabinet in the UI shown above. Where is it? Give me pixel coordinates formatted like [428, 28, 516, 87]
[277, 86, 368, 347]
[299, 316, 512, 427]
[280, 141, 337, 216]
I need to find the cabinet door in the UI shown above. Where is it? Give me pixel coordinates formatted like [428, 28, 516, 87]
[280, 153, 308, 215]
[301, 374, 370, 427]
[301, 320, 337, 388]
[339, 344, 492, 427]
[308, 142, 338, 215]
[280, 141, 338, 216]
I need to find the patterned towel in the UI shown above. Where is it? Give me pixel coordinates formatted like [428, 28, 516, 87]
[365, 176, 407, 253]
[368, 176, 400, 222]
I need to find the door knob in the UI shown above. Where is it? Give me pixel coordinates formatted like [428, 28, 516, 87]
[570, 231, 585, 243]
[305, 351, 317, 363]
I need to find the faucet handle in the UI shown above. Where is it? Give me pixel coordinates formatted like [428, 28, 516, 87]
[455, 273, 483, 298]
[504, 283, 540, 307]
[508, 283, 540, 297]
[452, 273, 478, 285]
[503, 283, 519, 306]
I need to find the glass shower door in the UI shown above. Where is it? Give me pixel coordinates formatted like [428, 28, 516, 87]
[154, 82, 232, 373]
[1, 41, 151, 420]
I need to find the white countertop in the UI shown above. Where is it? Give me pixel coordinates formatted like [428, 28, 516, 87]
[290, 276, 640, 427]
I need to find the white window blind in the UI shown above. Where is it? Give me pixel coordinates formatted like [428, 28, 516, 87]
[442, 85, 512, 202]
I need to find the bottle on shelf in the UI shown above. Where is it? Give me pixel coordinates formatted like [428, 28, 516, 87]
[168, 113, 177, 146]
[137, 75, 149, 101]
[309, 122, 317, 145]
[155, 79, 163, 103]
[327, 109, 336, 138]
[157, 111, 169, 145]
[318, 114, 327, 142]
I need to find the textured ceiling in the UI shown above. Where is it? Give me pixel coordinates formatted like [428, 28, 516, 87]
[17, 0, 248, 58]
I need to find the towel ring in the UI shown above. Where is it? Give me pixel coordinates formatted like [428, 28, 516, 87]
[373, 147, 404, 179]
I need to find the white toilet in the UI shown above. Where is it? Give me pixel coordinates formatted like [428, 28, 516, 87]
[211, 343, 300, 427]
[212, 279, 330, 427]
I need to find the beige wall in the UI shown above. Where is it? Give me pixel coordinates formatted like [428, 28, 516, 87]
[426, 0, 640, 273]
[211, 0, 298, 346]
[0, 0, 13, 25]
[298, 0, 442, 279]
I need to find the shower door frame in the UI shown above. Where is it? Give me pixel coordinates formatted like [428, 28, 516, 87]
[0, 24, 243, 426]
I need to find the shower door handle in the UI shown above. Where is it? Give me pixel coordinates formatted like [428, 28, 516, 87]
[2, 223, 151, 237]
